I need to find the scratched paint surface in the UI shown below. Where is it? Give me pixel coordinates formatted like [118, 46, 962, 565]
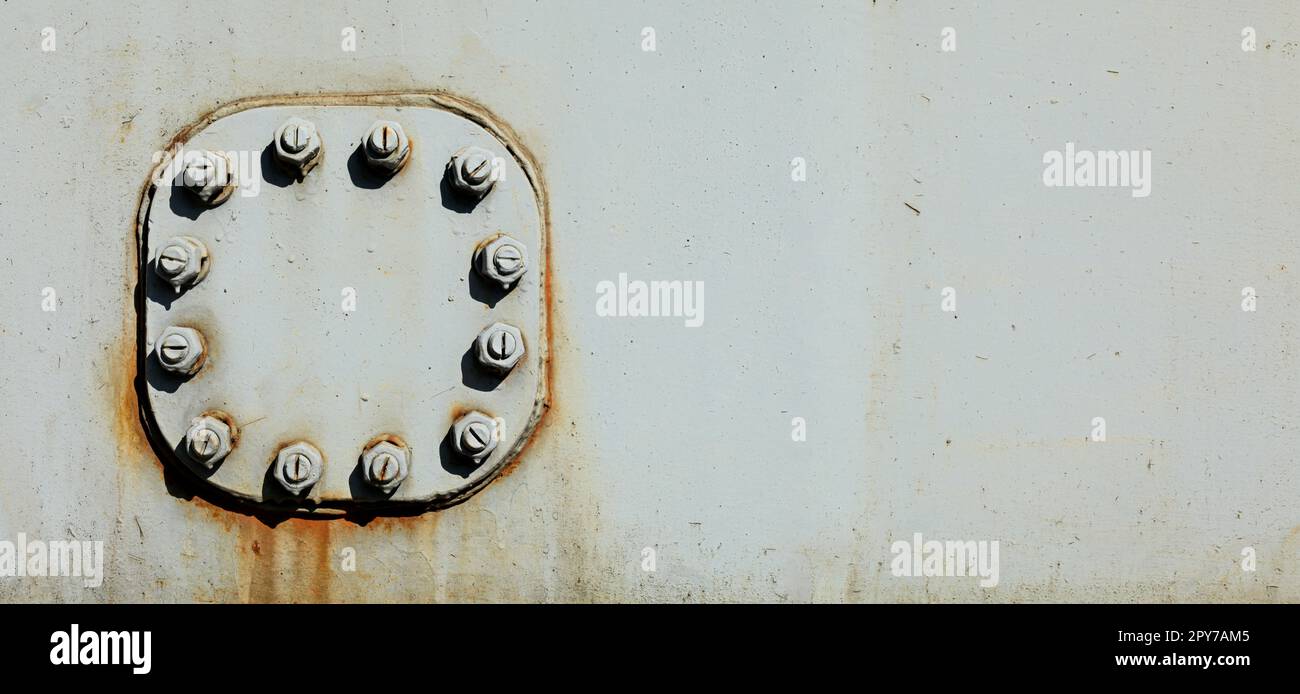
[0, 1, 1297, 602]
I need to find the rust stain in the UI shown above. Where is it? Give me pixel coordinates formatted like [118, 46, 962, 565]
[112, 164, 151, 471]
[205, 409, 240, 446]
[363, 432, 408, 450]
[110, 337, 151, 472]
[494, 155, 557, 482]
[192, 502, 360, 602]
[494, 351, 559, 481]
[360, 512, 441, 534]
[447, 403, 475, 422]
[238, 518, 336, 603]
[493, 439, 531, 479]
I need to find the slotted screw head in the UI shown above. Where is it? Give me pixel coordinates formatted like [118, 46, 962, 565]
[154, 236, 209, 290]
[155, 326, 206, 375]
[273, 441, 323, 494]
[461, 150, 491, 184]
[447, 145, 499, 198]
[451, 411, 500, 463]
[474, 235, 528, 289]
[159, 334, 189, 364]
[474, 322, 525, 373]
[487, 329, 517, 360]
[368, 125, 398, 157]
[361, 120, 410, 174]
[179, 150, 236, 206]
[462, 422, 491, 453]
[280, 122, 311, 153]
[158, 244, 190, 277]
[284, 453, 311, 482]
[272, 117, 324, 178]
[191, 428, 219, 457]
[492, 244, 523, 274]
[184, 415, 233, 469]
[372, 453, 398, 481]
[361, 440, 410, 492]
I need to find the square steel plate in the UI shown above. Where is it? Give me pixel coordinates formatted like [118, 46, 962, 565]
[136, 95, 549, 515]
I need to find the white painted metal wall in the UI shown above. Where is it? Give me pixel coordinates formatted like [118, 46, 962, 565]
[0, 0, 1296, 602]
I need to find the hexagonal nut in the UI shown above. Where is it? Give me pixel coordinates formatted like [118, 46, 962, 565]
[272, 117, 324, 179]
[154, 326, 207, 376]
[154, 235, 210, 291]
[361, 120, 410, 174]
[474, 322, 525, 374]
[451, 411, 500, 463]
[361, 440, 410, 492]
[184, 415, 234, 469]
[447, 145, 499, 199]
[273, 441, 323, 494]
[474, 234, 528, 289]
[179, 149, 237, 206]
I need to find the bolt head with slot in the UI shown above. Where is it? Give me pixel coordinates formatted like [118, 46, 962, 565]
[361, 120, 410, 174]
[451, 411, 500, 463]
[272, 117, 324, 179]
[273, 441, 323, 494]
[361, 440, 410, 493]
[154, 326, 207, 375]
[154, 235, 210, 292]
[179, 149, 237, 206]
[474, 234, 528, 289]
[474, 322, 525, 374]
[184, 414, 234, 469]
[447, 145, 499, 199]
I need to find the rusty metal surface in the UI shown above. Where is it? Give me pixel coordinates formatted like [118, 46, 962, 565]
[0, 0, 1299, 603]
